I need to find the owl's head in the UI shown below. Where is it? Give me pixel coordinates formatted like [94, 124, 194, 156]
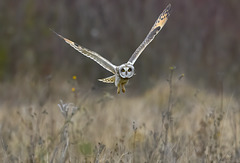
[118, 63, 135, 79]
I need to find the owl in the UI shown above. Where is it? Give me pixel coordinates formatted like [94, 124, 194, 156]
[52, 4, 171, 94]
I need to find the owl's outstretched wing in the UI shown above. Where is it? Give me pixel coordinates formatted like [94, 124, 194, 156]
[51, 30, 116, 74]
[128, 4, 171, 65]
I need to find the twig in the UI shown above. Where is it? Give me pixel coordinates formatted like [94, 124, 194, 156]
[161, 66, 176, 163]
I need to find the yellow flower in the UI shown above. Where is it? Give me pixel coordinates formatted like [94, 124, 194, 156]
[178, 74, 184, 80]
[72, 76, 77, 80]
[72, 87, 76, 92]
[169, 66, 176, 70]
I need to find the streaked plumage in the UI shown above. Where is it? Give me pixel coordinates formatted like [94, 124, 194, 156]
[52, 4, 171, 94]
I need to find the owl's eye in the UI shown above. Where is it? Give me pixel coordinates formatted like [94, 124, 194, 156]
[128, 68, 132, 72]
[121, 69, 125, 72]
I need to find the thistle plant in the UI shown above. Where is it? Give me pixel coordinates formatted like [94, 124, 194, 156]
[161, 66, 184, 162]
[51, 100, 78, 163]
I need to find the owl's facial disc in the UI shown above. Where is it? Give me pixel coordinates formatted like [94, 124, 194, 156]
[119, 64, 134, 79]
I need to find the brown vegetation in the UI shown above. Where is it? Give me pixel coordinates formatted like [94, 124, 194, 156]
[0, 0, 239, 162]
[0, 68, 239, 162]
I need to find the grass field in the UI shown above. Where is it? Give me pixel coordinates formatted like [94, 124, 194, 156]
[1, 0, 239, 162]
[0, 70, 239, 163]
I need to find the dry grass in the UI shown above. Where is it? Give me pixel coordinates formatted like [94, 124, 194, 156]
[0, 72, 239, 163]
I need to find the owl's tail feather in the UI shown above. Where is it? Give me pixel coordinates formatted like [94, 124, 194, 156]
[98, 75, 115, 83]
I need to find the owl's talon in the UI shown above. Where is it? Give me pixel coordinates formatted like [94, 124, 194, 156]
[122, 84, 126, 93]
[117, 85, 120, 94]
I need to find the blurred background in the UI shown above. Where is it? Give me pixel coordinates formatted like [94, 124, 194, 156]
[0, 0, 239, 101]
[0, 1, 240, 162]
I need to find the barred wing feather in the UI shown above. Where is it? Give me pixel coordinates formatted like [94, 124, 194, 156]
[52, 30, 116, 74]
[128, 4, 171, 65]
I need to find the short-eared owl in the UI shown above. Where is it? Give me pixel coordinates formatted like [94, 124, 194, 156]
[52, 4, 171, 94]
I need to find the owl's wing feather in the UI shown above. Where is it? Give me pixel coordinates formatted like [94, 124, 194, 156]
[98, 75, 115, 83]
[128, 4, 171, 65]
[51, 30, 116, 74]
